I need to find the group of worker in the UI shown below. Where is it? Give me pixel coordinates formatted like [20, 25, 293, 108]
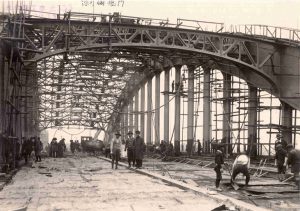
[214, 149, 250, 191]
[109, 130, 145, 169]
[158, 140, 174, 158]
[21, 136, 43, 163]
[274, 134, 300, 189]
[214, 133, 300, 191]
[48, 138, 66, 158]
[69, 140, 81, 153]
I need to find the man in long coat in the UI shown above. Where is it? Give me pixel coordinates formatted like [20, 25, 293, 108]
[125, 131, 135, 167]
[134, 130, 145, 168]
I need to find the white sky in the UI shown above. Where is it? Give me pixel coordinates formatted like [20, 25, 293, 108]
[3, 0, 300, 29]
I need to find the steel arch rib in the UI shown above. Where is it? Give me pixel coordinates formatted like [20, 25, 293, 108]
[27, 43, 277, 89]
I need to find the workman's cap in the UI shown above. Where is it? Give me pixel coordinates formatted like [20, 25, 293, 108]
[135, 130, 140, 134]
[276, 134, 283, 138]
[287, 144, 294, 149]
[115, 132, 121, 136]
[53, 137, 57, 140]
[127, 131, 133, 135]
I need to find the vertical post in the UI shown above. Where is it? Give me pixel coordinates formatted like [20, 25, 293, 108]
[164, 68, 170, 143]
[120, 107, 124, 137]
[281, 101, 293, 144]
[147, 77, 152, 145]
[203, 67, 211, 153]
[174, 65, 181, 145]
[24, 69, 28, 137]
[0, 45, 3, 163]
[187, 65, 195, 154]
[134, 90, 139, 132]
[140, 84, 145, 138]
[129, 98, 134, 132]
[248, 84, 258, 156]
[222, 72, 231, 155]
[0, 46, 3, 132]
[155, 72, 160, 145]
[123, 103, 128, 135]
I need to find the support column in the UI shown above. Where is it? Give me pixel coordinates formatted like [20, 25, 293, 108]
[203, 68, 211, 153]
[155, 73, 160, 145]
[164, 68, 170, 143]
[134, 91, 139, 132]
[123, 104, 128, 136]
[248, 84, 258, 156]
[129, 98, 134, 132]
[174, 65, 181, 145]
[0, 47, 4, 132]
[222, 73, 231, 155]
[147, 78, 152, 145]
[120, 108, 124, 137]
[0, 46, 4, 164]
[187, 65, 195, 156]
[24, 70, 29, 137]
[281, 101, 293, 144]
[140, 84, 145, 138]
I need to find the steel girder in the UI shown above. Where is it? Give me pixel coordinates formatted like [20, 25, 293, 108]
[21, 16, 300, 107]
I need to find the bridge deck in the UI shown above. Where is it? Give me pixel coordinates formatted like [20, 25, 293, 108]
[3, 152, 300, 210]
[0, 155, 223, 211]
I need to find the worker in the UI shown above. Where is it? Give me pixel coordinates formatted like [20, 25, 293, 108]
[110, 131, 122, 169]
[58, 138, 66, 157]
[214, 148, 224, 191]
[274, 144, 287, 181]
[231, 152, 250, 186]
[159, 140, 166, 157]
[134, 130, 145, 169]
[70, 140, 75, 154]
[50, 138, 58, 158]
[22, 137, 33, 164]
[275, 133, 287, 151]
[197, 139, 202, 156]
[34, 137, 43, 162]
[125, 131, 135, 167]
[286, 144, 300, 189]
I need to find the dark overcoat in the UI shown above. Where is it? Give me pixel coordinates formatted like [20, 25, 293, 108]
[288, 149, 300, 173]
[134, 136, 145, 160]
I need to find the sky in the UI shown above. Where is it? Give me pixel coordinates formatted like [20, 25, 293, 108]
[3, 0, 300, 29]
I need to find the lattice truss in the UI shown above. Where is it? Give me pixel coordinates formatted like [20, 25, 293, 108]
[36, 52, 144, 130]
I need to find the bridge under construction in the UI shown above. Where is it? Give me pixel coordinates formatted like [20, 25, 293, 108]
[0, 5, 300, 211]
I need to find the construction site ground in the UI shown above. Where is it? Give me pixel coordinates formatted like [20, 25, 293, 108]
[0, 153, 299, 211]
[140, 153, 300, 210]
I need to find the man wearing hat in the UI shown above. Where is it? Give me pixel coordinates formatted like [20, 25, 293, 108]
[125, 131, 135, 167]
[110, 131, 122, 169]
[50, 137, 58, 158]
[275, 133, 287, 151]
[286, 144, 300, 189]
[134, 130, 145, 169]
[274, 144, 287, 181]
